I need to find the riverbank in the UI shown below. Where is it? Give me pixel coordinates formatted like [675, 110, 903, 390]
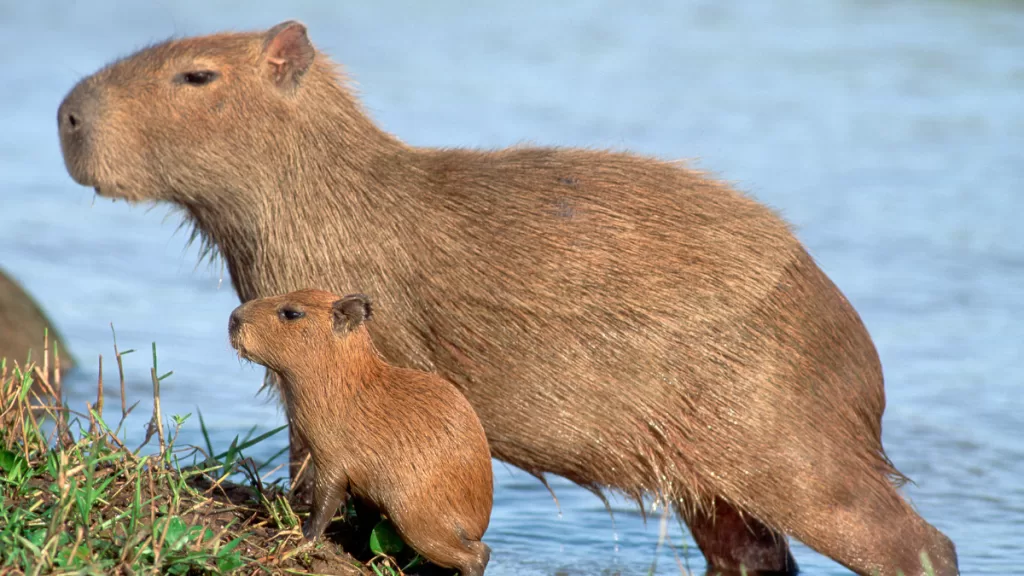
[0, 336, 428, 576]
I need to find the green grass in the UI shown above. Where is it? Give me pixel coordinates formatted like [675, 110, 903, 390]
[0, 333, 421, 576]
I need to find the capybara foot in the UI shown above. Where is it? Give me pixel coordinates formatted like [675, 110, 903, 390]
[301, 521, 319, 542]
[913, 529, 959, 576]
[753, 464, 958, 576]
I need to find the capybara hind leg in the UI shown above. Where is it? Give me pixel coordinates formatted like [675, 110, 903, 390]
[683, 498, 797, 575]
[778, 474, 958, 576]
[398, 522, 490, 576]
[447, 540, 489, 576]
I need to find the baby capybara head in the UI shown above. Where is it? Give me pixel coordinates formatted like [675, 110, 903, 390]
[228, 288, 372, 374]
[57, 20, 349, 204]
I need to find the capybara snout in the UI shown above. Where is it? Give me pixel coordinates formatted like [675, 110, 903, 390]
[57, 79, 100, 189]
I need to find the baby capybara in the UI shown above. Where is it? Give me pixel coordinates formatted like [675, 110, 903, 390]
[228, 289, 492, 576]
[58, 20, 957, 575]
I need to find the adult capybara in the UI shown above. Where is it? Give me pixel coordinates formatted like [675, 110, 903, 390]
[0, 267, 73, 387]
[57, 20, 958, 576]
[229, 290, 492, 575]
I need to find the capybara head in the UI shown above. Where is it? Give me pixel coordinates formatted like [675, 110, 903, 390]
[229, 288, 372, 374]
[57, 20, 367, 204]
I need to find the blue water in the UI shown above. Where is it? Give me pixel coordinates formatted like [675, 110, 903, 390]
[2, 1, 1022, 573]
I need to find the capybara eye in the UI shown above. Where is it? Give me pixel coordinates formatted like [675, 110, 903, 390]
[175, 70, 220, 86]
[279, 307, 305, 321]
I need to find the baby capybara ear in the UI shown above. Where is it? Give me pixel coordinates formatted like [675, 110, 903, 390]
[263, 20, 315, 90]
[332, 294, 373, 333]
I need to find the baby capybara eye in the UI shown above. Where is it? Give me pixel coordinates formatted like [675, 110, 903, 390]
[278, 306, 305, 321]
[174, 70, 220, 86]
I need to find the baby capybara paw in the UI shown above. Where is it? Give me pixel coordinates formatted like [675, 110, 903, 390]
[301, 522, 322, 542]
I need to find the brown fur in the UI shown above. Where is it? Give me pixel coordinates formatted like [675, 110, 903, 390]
[229, 289, 492, 575]
[57, 21, 958, 576]
[0, 267, 74, 389]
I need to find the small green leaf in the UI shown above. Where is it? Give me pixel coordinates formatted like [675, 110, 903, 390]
[161, 516, 189, 550]
[368, 519, 406, 556]
[402, 554, 424, 571]
[165, 563, 189, 576]
[217, 551, 244, 573]
[0, 449, 19, 473]
[27, 528, 46, 548]
[0, 449, 28, 485]
[220, 535, 245, 556]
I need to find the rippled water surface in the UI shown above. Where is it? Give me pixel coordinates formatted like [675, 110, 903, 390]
[2, 1, 1022, 573]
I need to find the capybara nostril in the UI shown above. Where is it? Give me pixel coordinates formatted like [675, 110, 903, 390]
[57, 80, 100, 139]
[58, 104, 78, 135]
[58, 94, 85, 135]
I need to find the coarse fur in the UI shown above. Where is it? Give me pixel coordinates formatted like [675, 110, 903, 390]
[57, 20, 958, 576]
[229, 289, 492, 576]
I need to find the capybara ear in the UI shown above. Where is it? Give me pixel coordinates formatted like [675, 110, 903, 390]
[332, 294, 373, 333]
[263, 20, 315, 90]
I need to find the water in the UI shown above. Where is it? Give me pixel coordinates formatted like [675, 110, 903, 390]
[2, 0, 1022, 573]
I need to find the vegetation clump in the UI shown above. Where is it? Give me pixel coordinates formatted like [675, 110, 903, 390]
[0, 332, 427, 576]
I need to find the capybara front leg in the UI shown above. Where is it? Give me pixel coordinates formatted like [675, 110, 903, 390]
[683, 498, 797, 575]
[288, 422, 315, 505]
[303, 475, 348, 541]
[266, 367, 314, 505]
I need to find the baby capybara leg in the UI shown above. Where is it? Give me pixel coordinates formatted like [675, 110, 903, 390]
[266, 368, 313, 505]
[302, 477, 347, 541]
[683, 498, 797, 575]
[771, 470, 958, 576]
[288, 423, 315, 504]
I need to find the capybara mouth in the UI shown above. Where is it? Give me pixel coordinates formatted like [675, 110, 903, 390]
[65, 168, 94, 188]
[232, 344, 254, 364]
[229, 336, 245, 357]
[229, 333, 255, 364]
[93, 183, 142, 202]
